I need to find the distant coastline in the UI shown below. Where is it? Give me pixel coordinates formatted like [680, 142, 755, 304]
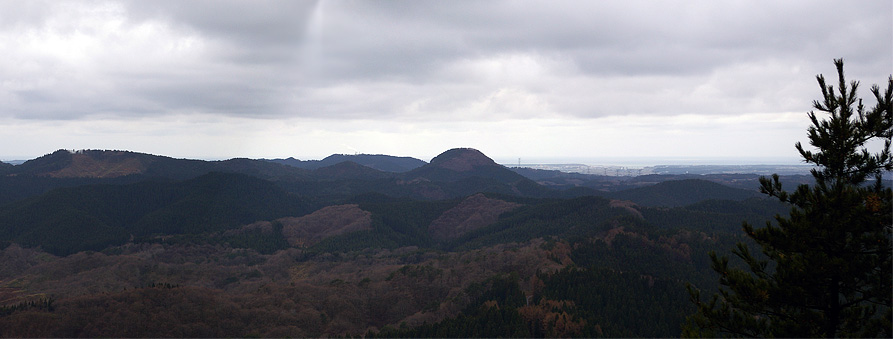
[501, 162, 815, 176]
[495, 156, 805, 167]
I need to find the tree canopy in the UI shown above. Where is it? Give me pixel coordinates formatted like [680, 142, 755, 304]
[686, 59, 893, 337]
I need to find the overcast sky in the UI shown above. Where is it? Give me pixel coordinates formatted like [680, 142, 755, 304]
[1, 0, 890, 163]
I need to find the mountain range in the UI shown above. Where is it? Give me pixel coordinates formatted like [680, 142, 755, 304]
[0, 147, 771, 256]
[1, 148, 560, 203]
[2, 147, 790, 200]
[0, 146, 794, 337]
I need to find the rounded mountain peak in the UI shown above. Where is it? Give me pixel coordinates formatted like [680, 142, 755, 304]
[429, 148, 497, 172]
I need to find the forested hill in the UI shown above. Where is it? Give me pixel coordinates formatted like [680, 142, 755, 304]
[1, 148, 817, 206]
[0, 172, 316, 256]
[404, 148, 529, 184]
[604, 178, 761, 207]
[0, 148, 553, 204]
[312, 161, 393, 180]
[0, 149, 313, 181]
[267, 153, 427, 172]
[0, 149, 317, 207]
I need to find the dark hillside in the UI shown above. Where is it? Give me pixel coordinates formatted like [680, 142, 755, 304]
[5, 149, 74, 176]
[130, 172, 315, 236]
[406, 148, 528, 183]
[267, 154, 426, 172]
[430, 175, 555, 199]
[606, 179, 759, 207]
[0, 175, 148, 207]
[139, 155, 313, 181]
[0, 150, 314, 207]
[365, 193, 775, 338]
[3, 149, 313, 182]
[211, 158, 314, 181]
[275, 178, 403, 205]
[0, 180, 178, 255]
[264, 156, 304, 168]
[428, 193, 522, 240]
[317, 154, 426, 172]
[313, 161, 393, 180]
[0, 172, 315, 255]
[311, 197, 459, 252]
[641, 197, 788, 233]
[277, 174, 554, 203]
[452, 195, 634, 250]
[509, 167, 608, 189]
[394, 148, 554, 199]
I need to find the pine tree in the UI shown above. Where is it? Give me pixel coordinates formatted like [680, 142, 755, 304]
[685, 59, 892, 337]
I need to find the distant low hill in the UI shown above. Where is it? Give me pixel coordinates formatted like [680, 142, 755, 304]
[0, 150, 315, 206]
[267, 154, 426, 172]
[397, 148, 555, 199]
[1, 149, 312, 181]
[313, 161, 392, 180]
[509, 167, 597, 182]
[604, 178, 760, 207]
[406, 148, 524, 182]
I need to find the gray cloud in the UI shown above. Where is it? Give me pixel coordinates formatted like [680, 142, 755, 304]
[0, 0, 890, 157]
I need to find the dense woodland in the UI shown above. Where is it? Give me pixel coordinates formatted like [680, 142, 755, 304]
[0, 143, 887, 337]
